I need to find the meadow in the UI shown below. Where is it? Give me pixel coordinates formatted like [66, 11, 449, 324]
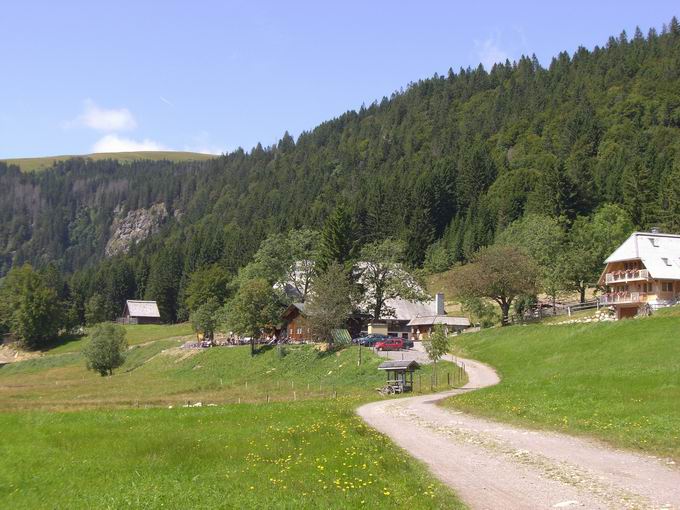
[0, 327, 466, 508]
[0, 335, 461, 410]
[43, 322, 194, 354]
[446, 312, 680, 460]
[0, 401, 463, 509]
[2, 151, 215, 172]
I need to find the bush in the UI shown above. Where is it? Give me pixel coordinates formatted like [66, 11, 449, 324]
[83, 323, 128, 376]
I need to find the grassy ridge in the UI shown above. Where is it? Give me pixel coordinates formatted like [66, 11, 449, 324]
[2, 151, 216, 172]
[0, 342, 460, 410]
[0, 402, 464, 509]
[44, 322, 194, 354]
[445, 315, 680, 460]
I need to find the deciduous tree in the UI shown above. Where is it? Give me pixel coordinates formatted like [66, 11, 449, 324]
[447, 245, 539, 325]
[221, 278, 283, 355]
[305, 263, 355, 342]
[184, 264, 231, 312]
[496, 214, 567, 309]
[190, 298, 221, 341]
[562, 205, 634, 302]
[0, 264, 63, 350]
[358, 239, 427, 320]
[423, 324, 451, 385]
[83, 323, 128, 376]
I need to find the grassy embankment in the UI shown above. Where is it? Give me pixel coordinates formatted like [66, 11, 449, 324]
[445, 308, 680, 460]
[0, 325, 465, 509]
[2, 151, 216, 172]
[0, 337, 462, 410]
[43, 322, 194, 354]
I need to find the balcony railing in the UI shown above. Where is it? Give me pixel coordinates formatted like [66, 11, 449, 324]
[605, 269, 650, 284]
[599, 292, 648, 305]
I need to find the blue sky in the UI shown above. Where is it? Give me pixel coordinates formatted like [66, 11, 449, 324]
[0, 1, 677, 158]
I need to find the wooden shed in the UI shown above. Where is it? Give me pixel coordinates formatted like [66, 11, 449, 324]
[121, 300, 161, 324]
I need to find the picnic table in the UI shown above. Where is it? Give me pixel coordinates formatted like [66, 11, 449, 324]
[377, 379, 405, 395]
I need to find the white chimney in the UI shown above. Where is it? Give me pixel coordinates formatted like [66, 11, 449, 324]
[435, 293, 445, 316]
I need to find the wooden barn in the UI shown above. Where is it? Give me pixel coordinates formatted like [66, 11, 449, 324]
[121, 300, 162, 324]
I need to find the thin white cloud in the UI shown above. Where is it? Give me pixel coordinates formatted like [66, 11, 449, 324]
[183, 145, 223, 155]
[183, 131, 225, 155]
[159, 96, 173, 107]
[475, 37, 510, 70]
[91, 134, 170, 153]
[67, 99, 137, 131]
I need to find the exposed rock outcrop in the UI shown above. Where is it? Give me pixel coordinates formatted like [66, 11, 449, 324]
[105, 203, 168, 256]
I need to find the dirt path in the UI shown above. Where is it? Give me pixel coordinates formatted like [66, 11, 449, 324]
[357, 358, 680, 510]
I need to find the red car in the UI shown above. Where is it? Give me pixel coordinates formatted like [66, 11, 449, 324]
[375, 338, 404, 351]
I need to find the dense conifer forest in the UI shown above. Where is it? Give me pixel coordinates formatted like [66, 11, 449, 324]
[1, 19, 680, 328]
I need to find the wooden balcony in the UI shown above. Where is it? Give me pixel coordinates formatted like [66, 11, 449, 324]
[605, 269, 650, 284]
[599, 292, 648, 305]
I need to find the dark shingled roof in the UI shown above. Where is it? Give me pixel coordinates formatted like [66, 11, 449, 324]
[378, 360, 420, 370]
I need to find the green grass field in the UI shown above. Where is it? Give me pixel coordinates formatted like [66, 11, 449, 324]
[2, 151, 216, 172]
[0, 402, 462, 509]
[0, 327, 465, 508]
[0, 340, 461, 411]
[43, 322, 194, 354]
[445, 314, 680, 460]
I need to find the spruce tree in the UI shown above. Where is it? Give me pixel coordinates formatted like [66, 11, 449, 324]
[659, 162, 680, 233]
[316, 205, 357, 274]
[144, 246, 183, 322]
[622, 160, 655, 228]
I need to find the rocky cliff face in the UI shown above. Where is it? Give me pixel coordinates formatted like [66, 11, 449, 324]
[105, 203, 168, 257]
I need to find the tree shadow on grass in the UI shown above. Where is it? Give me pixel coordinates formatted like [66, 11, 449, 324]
[39, 332, 86, 353]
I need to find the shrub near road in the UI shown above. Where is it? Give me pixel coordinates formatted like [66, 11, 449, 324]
[445, 314, 680, 460]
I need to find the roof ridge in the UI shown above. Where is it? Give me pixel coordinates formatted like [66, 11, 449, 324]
[632, 231, 680, 238]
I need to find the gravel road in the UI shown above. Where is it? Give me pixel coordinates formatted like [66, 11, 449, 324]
[357, 357, 680, 509]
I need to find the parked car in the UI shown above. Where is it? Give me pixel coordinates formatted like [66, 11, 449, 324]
[401, 338, 414, 349]
[375, 338, 404, 351]
[354, 333, 389, 346]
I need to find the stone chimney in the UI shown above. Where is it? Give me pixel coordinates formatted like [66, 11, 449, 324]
[651, 227, 660, 234]
[435, 293, 445, 316]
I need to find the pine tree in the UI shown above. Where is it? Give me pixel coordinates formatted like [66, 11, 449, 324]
[659, 162, 680, 233]
[622, 160, 656, 228]
[316, 205, 357, 274]
[145, 246, 183, 322]
[535, 162, 582, 226]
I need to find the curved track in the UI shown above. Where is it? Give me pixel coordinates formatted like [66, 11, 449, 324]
[357, 357, 680, 509]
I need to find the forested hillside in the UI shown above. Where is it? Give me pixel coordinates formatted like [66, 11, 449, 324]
[1, 19, 680, 326]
